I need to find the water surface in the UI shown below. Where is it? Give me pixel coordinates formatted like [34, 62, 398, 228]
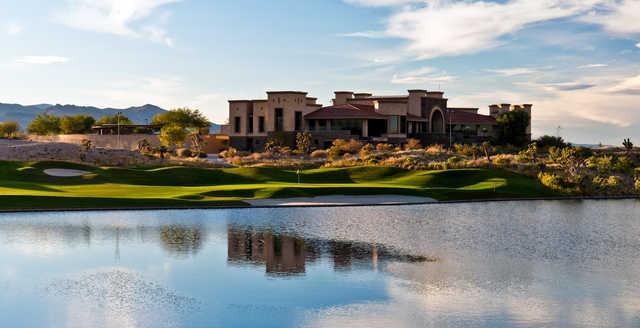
[1, 200, 639, 327]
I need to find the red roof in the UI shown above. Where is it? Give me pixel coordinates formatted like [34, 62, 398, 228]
[449, 110, 496, 124]
[304, 104, 388, 119]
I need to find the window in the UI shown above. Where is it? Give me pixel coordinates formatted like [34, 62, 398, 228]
[308, 119, 316, 131]
[258, 116, 265, 133]
[275, 108, 284, 131]
[318, 119, 326, 131]
[389, 116, 399, 134]
[295, 111, 303, 131]
[400, 116, 407, 134]
[248, 113, 254, 134]
[234, 116, 241, 133]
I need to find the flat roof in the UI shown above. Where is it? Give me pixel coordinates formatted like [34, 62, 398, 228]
[266, 91, 308, 95]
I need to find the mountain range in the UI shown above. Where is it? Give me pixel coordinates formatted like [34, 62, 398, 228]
[0, 103, 220, 132]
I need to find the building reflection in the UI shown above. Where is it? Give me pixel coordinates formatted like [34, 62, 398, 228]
[227, 225, 430, 276]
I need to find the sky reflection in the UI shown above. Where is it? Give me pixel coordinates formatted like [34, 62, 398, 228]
[0, 200, 639, 327]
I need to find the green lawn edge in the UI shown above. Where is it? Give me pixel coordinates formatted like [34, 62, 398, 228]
[0, 160, 558, 210]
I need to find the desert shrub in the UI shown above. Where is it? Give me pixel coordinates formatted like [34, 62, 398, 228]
[359, 143, 374, 159]
[376, 143, 394, 152]
[425, 144, 445, 155]
[447, 156, 462, 165]
[295, 131, 312, 154]
[538, 172, 565, 192]
[516, 143, 537, 163]
[493, 154, 512, 166]
[574, 146, 593, 159]
[635, 178, 640, 193]
[592, 175, 624, 194]
[81, 139, 93, 151]
[219, 147, 238, 158]
[614, 156, 635, 173]
[327, 139, 361, 159]
[405, 138, 422, 150]
[310, 149, 327, 158]
[453, 143, 479, 158]
[176, 148, 192, 157]
[585, 155, 614, 174]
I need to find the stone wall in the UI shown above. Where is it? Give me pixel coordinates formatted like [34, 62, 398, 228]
[28, 134, 161, 150]
[28, 134, 229, 153]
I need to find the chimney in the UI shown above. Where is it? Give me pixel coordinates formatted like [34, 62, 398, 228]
[501, 103, 511, 112]
[489, 104, 501, 117]
[333, 91, 354, 105]
[408, 89, 427, 116]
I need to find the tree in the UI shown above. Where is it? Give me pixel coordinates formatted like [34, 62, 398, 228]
[96, 114, 132, 125]
[0, 121, 20, 138]
[28, 113, 61, 135]
[295, 131, 312, 154]
[152, 108, 209, 130]
[159, 125, 187, 148]
[495, 109, 530, 147]
[60, 115, 95, 134]
[623, 138, 634, 152]
[535, 135, 567, 149]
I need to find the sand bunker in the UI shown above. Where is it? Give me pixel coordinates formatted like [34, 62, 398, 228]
[44, 168, 92, 177]
[246, 195, 436, 207]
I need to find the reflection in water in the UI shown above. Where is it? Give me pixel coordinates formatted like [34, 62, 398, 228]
[227, 225, 432, 276]
[160, 225, 206, 258]
[1, 200, 639, 327]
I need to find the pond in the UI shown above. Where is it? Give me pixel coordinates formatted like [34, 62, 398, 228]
[0, 200, 639, 327]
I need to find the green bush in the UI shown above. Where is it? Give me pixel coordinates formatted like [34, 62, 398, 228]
[159, 125, 187, 148]
[60, 115, 95, 134]
[0, 121, 20, 138]
[574, 146, 593, 159]
[614, 156, 635, 173]
[28, 113, 61, 135]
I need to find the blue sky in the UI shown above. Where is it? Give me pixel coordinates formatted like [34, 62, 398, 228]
[1, 0, 639, 144]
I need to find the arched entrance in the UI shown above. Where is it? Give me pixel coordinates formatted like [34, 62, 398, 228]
[430, 108, 445, 133]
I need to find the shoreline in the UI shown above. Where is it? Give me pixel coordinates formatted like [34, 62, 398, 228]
[0, 195, 637, 214]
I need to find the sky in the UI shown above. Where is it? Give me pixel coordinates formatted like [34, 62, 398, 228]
[1, 0, 639, 144]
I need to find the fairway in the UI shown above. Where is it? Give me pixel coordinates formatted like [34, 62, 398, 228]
[0, 161, 557, 210]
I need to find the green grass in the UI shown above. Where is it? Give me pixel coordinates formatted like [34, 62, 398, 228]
[0, 161, 557, 210]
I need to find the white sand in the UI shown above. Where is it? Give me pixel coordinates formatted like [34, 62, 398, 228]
[43, 168, 92, 177]
[246, 195, 436, 207]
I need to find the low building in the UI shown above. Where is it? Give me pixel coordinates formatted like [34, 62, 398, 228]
[221, 89, 531, 151]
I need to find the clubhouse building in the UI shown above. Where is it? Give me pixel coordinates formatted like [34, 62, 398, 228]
[221, 90, 531, 151]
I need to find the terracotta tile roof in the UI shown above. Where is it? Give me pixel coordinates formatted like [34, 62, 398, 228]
[304, 104, 388, 119]
[450, 110, 496, 124]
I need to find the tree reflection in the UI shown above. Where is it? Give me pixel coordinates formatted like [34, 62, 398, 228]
[159, 225, 206, 258]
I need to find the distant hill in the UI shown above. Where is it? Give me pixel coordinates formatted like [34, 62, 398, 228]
[0, 103, 220, 132]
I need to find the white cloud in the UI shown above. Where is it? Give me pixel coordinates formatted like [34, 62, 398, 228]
[6, 22, 23, 36]
[343, 0, 420, 7]
[608, 74, 640, 94]
[578, 63, 608, 69]
[486, 67, 540, 77]
[580, 0, 640, 35]
[341, 0, 640, 59]
[636, 42, 640, 49]
[54, 0, 179, 46]
[391, 66, 454, 85]
[348, 0, 600, 59]
[14, 56, 69, 65]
